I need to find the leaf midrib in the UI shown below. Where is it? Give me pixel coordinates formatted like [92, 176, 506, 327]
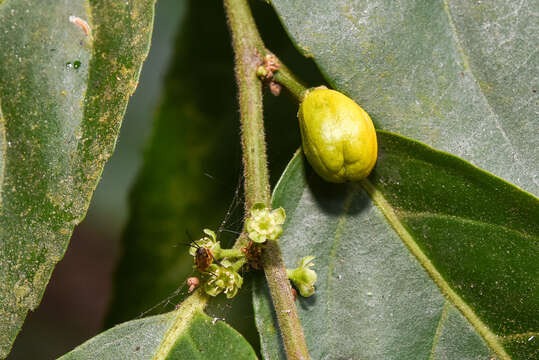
[322, 186, 470, 359]
[322, 186, 458, 358]
[360, 178, 511, 360]
[152, 291, 209, 360]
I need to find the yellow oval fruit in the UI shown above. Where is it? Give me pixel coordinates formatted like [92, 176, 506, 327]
[298, 88, 377, 183]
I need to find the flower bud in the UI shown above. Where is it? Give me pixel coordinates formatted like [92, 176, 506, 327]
[298, 88, 377, 182]
[287, 256, 317, 297]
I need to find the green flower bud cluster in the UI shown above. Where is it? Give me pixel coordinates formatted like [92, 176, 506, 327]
[245, 203, 286, 243]
[188, 229, 246, 299]
[287, 256, 317, 297]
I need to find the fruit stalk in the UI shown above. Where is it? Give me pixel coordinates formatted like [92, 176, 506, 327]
[273, 64, 308, 101]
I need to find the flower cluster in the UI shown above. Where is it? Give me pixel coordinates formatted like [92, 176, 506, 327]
[187, 229, 246, 299]
[186, 219, 318, 301]
[204, 260, 244, 299]
[245, 203, 286, 243]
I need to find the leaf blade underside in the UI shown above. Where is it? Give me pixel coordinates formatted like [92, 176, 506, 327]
[268, 0, 538, 195]
[253, 131, 538, 359]
[60, 292, 257, 360]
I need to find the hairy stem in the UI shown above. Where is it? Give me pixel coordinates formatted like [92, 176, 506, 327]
[223, 0, 268, 212]
[273, 64, 309, 101]
[216, 248, 244, 259]
[223, 0, 311, 359]
[230, 257, 248, 272]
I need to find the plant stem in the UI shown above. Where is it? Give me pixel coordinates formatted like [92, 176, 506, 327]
[261, 238, 310, 358]
[217, 248, 244, 259]
[223, 0, 268, 212]
[230, 257, 248, 272]
[273, 64, 309, 101]
[223, 0, 311, 359]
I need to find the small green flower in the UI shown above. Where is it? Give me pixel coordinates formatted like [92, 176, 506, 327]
[189, 229, 220, 256]
[245, 203, 286, 243]
[287, 256, 317, 297]
[204, 260, 244, 299]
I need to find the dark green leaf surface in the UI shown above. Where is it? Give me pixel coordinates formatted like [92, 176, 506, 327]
[0, 0, 155, 357]
[268, 0, 538, 195]
[60, 293, 257, 360]
[254, 132, 538, 359]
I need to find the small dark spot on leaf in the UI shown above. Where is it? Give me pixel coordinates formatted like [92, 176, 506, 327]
[135, 346, 140, 351]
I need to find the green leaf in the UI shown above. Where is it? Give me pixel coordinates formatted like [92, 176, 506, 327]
[60, 292, 257, 359]
[254, 131, 538, 359]
[268, 0, 538, 195]
[0, 0, 155, 356]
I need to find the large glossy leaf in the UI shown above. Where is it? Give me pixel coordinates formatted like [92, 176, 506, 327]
[60, 292, 257, 359]
[0, 0, 155, 357]
[253, 131, 538, 359]
[268, 0, 538, 195]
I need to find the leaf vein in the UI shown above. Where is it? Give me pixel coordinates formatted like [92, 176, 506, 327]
[501, 332, 539, 343]
[361, 178, 511, 360]
[443, 0, 525, 173]
[399, 210, 537, 241]
[428, 301, 450, 360]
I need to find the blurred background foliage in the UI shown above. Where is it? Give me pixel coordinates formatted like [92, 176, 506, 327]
[8, 0, 324, 358]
